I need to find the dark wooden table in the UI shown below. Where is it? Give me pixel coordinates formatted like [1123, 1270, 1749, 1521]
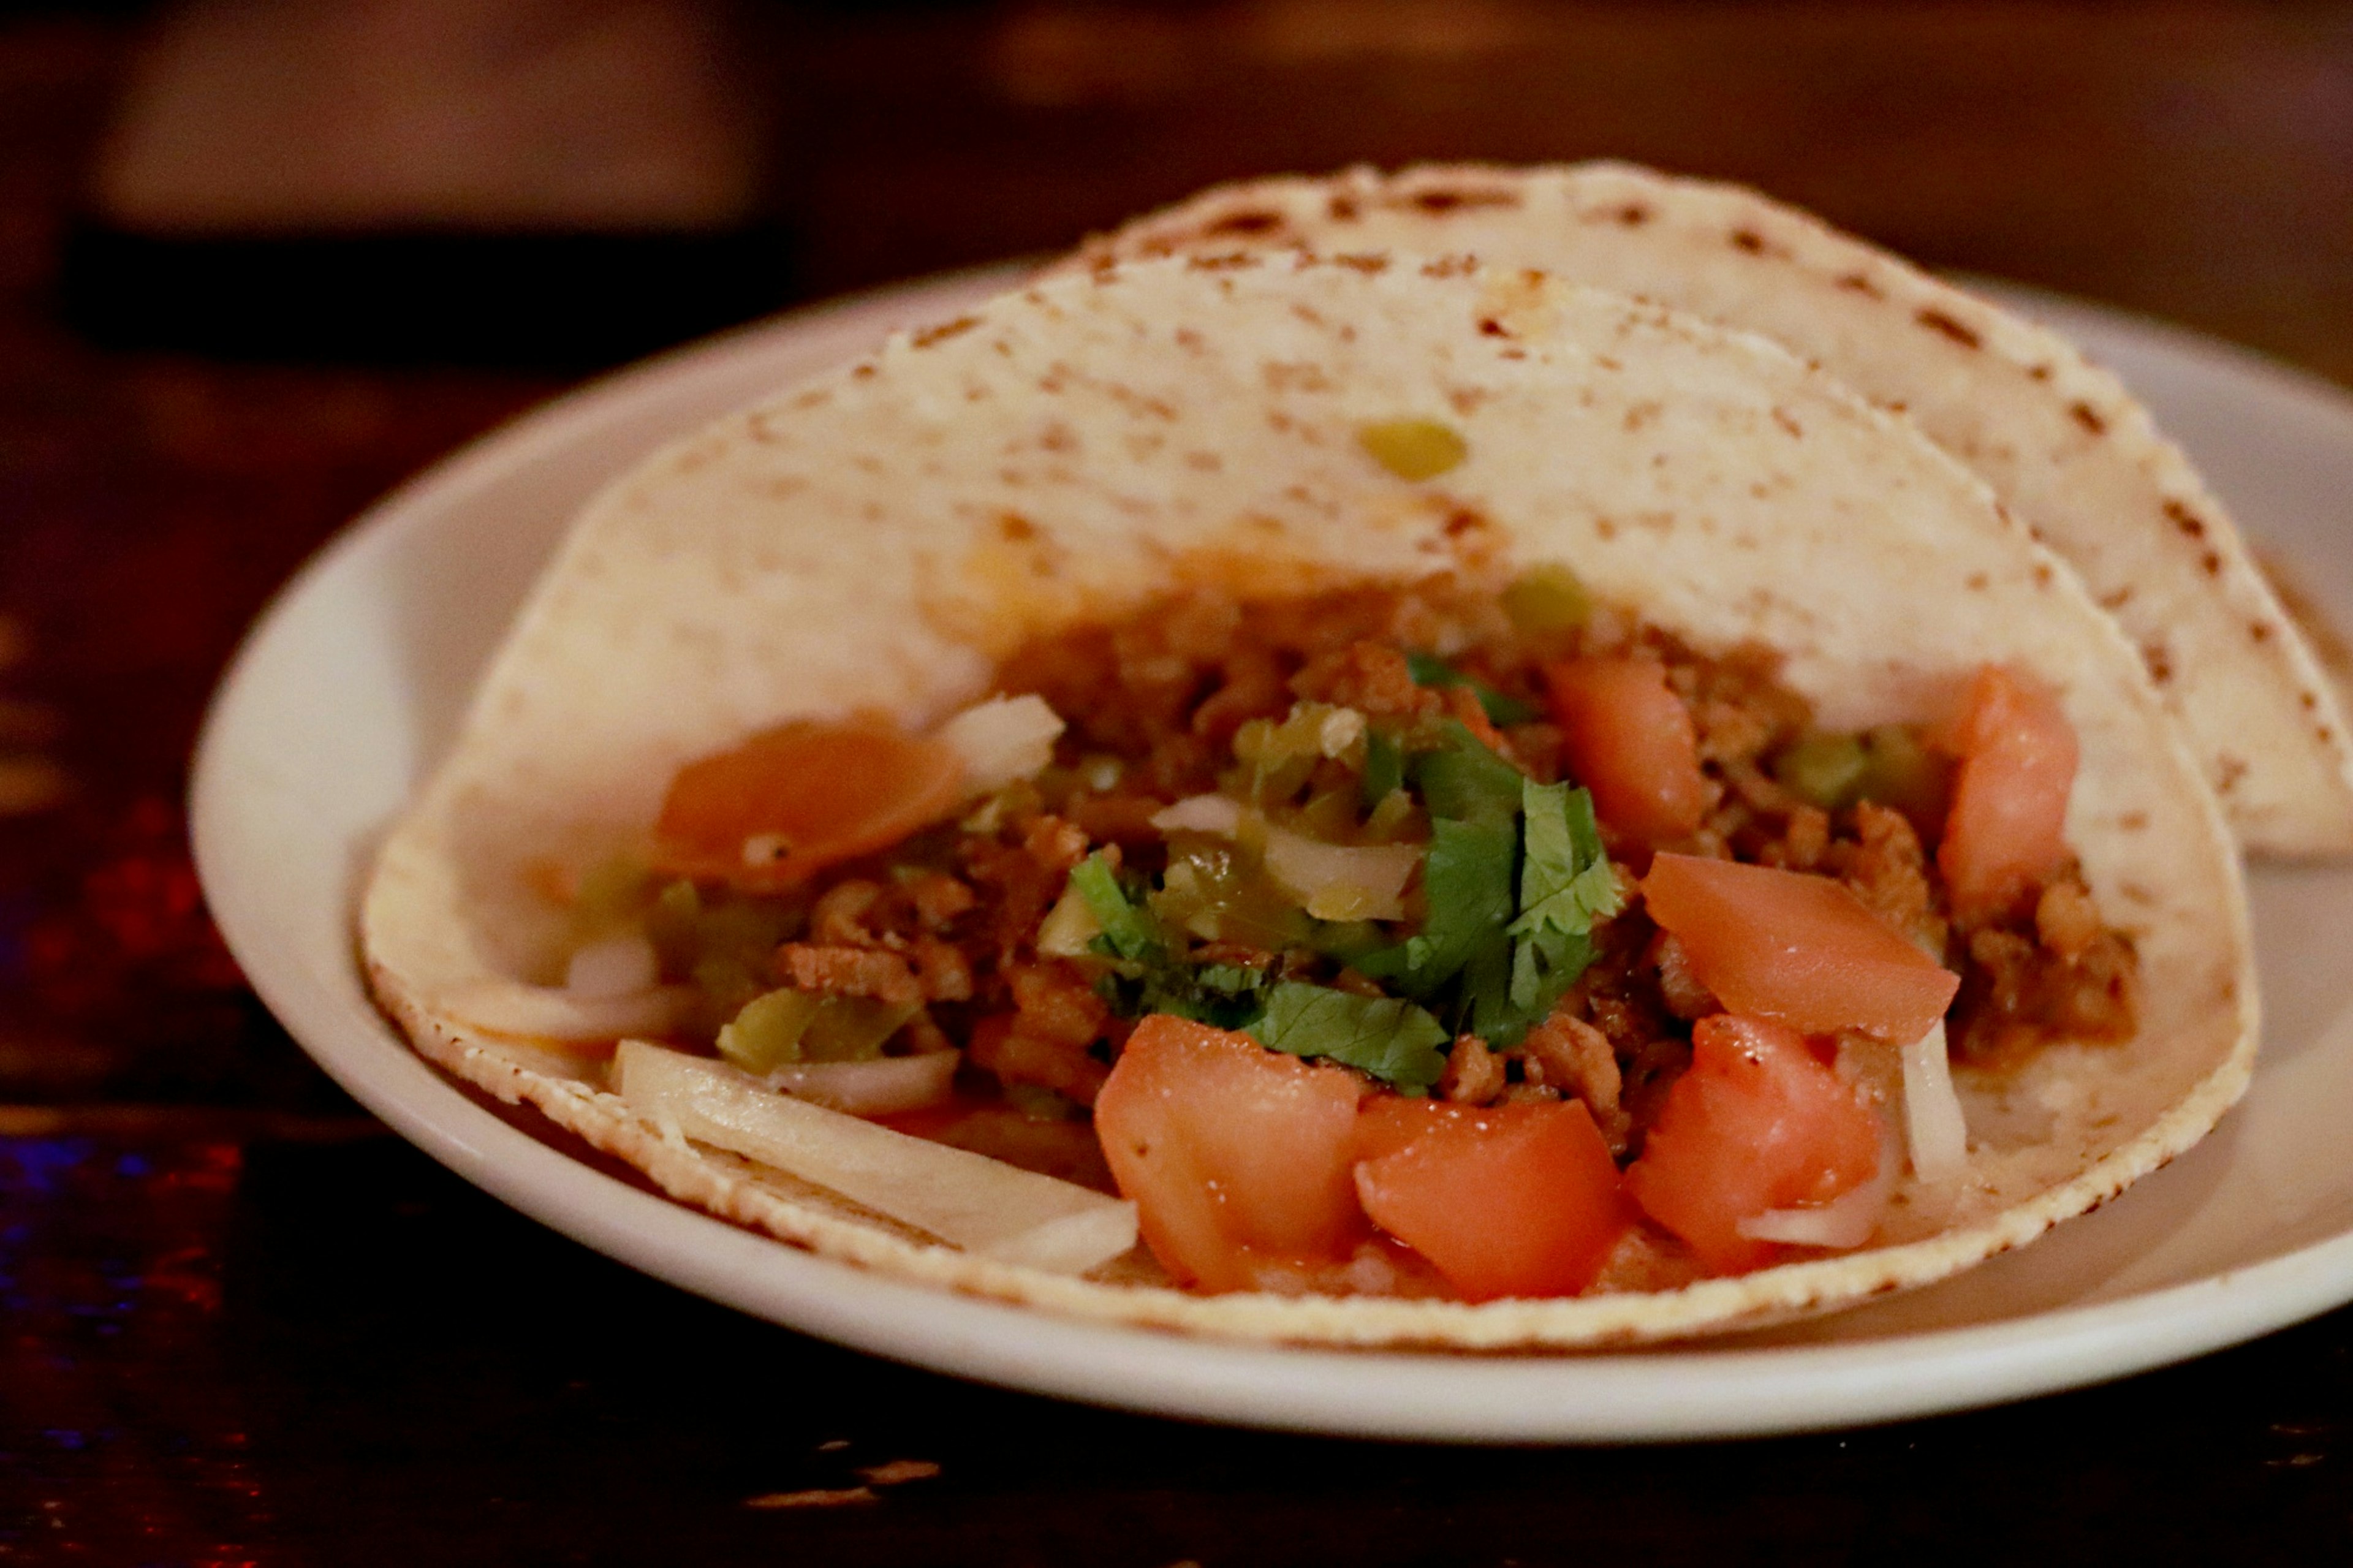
[8, 5, 2353, 1561]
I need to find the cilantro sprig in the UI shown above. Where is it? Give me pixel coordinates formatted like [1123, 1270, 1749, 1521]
[1070, 718, 1620, 1087]
[1355, 725, 1617, 1049]
[1506, 778, 1623, 1020]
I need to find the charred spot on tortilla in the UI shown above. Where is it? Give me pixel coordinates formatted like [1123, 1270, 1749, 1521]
[1205, 209, 1287, 237]
[912, 316, 982, 350]
[1914, 308, 1982, 349]
[1407, 186, 1518, 213]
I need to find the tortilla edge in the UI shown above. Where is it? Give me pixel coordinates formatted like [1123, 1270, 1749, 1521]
[1063, 158, 2353, 857]
[367, 944, 2256, 1352]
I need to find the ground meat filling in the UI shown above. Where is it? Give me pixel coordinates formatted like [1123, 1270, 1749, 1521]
[645, 578, 2140, 1165]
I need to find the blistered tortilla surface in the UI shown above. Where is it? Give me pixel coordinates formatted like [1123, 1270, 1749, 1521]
[364, 254, 2254, 1348]
[1067, 161, 2353, 857]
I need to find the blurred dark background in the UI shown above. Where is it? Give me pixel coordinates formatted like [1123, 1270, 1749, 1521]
[21, 0, 2353, 372]
[10, 5, 2353, 1561]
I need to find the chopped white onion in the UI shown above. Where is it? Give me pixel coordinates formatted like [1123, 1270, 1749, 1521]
[1737, 1180, 1885, 1249]
[439, 979, 691, 1041]
[1315, 706, 1367, 757]
[936, 695, 1064, 793]
[614, 1040, 1136, 1274]
[1737, 1118, 1901, 1249]
[564, 933, 660, 999]
[1902, 1018, 1971, 1181]
[1262, 833, 1422, 921]
[1151, 794, 1245, 835]
[1151, 794, 1423, 921]
[1035, 881, 1103, 957]
[767, 1051, 960, 1116]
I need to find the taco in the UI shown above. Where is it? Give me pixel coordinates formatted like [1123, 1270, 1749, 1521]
[362, 252, 2256, 1347]
[1064, 162, 2353, 858]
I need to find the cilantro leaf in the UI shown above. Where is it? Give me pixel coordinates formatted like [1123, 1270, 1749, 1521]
[1459, 933, 1524, 1045]
[1355, 815, 1515, 1000]
[1504, 928, 1596, 1032]
[1137, 960, 1273, 1030]
[1409, 721, 1525, 823]
[1507, 779, 1622, 943]
[1360, 726, 1404, 809]
[1499, 778, 1620, 1032]
[1404, 651, 1537, 726]
[1070, 852, 1163, 962]
[1246, 982, 1450, 1091]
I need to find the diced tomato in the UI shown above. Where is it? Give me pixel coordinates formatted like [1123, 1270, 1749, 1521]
[1544, 656, 1711, 844]
[1642, 852, 1958, 1042]
[1092, 1016, 1368, 1292]
[1625, 1013, 1885, 1274]
[1936, 666, 2077, 919]
[1352, 1093, 1460, 1165]
[651, 718, 965, 890]
[1352, 1097, 1630, 1301]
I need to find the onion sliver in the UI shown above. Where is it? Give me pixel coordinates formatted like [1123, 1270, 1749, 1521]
[1151, 794, 1422, 920]
[768, 1051, 960, 1116]
[1902, 1019, 1971, 1181]
[1261, 833, 1421, 921]
[441, 979, 691, 1042]
[614, 1041, 1137, 1274]
[1151, 794, 1245, 835]
[938, 694, 1064, 793]
[1035, 882, 1102, 957]
[1737, 1117, 1901, 1250]
[565, 933, 659, 998]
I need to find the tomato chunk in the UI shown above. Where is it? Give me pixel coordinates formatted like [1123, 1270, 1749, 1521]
[1936, 666, 2077, 919]
[1625, 1014, 1885, 1274]
[1093, 1015, 1368, 1292]
[652, 718, 965, 890]
[1642, 852, 1958, 1042]
[1353, 1097, 1629, 1301]
[1545, 656, 1711, 844]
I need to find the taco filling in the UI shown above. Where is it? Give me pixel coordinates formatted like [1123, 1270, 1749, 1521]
[544, 572, 2138, 1303]
[365, 251, 2253, 1346]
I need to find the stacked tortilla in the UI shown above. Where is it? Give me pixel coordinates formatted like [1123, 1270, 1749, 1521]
[363, 165, 2280, 1347]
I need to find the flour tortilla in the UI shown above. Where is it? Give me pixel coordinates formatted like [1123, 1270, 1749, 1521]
[363, 254, 2256, 1349]
[1064, 162, 2353, 858]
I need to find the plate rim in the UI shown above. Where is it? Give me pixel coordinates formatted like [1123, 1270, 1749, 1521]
[191, 266, 2353, 1443]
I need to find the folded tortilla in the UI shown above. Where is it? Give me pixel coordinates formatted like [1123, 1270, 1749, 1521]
[363, 253, 2256, 1348]
[1063, 162, 2353, 858]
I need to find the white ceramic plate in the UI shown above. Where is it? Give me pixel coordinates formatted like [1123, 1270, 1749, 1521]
[192, 265, 2353, 1442]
